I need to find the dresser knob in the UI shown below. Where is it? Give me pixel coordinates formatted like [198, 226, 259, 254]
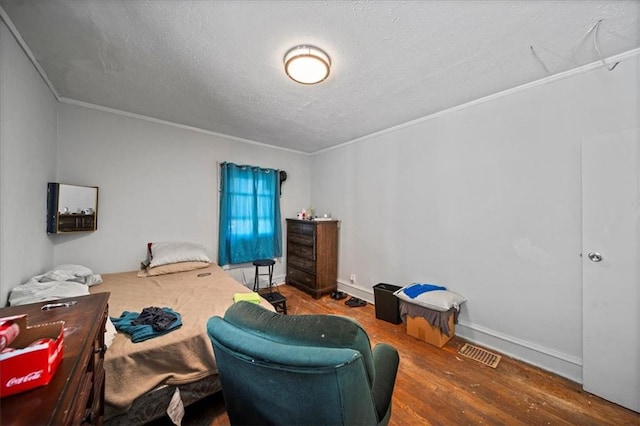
[94, 345, 106, 354]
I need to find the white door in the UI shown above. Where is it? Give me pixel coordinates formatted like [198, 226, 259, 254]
[582, 128, 639, 412]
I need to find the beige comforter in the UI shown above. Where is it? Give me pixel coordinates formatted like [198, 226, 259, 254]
[89, 264, 273, 411]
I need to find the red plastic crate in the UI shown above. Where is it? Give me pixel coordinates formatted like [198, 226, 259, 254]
[0, 315, 64, 397]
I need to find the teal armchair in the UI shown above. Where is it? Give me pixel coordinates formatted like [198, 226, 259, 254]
[207, 301, 400, 425]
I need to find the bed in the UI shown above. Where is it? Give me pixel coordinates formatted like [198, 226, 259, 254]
[88, 262, 275, 425]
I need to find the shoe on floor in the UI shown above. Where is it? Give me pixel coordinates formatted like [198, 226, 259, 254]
[345, 297, 366, 307]
[331, 291, 348, 300]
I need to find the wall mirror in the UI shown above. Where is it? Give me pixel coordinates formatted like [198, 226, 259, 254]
[47, 183, 98, 233]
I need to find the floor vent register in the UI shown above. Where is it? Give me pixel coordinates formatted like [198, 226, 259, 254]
[458, 343, 502, 368]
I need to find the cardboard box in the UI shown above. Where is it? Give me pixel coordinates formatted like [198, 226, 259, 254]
[0, 315, 64, 397]
[406, 313, 455, 348]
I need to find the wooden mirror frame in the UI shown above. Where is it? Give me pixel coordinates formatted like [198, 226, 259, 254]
[47, 183, 99, 233]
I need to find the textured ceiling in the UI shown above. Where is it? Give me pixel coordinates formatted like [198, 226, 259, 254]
[1, 1, 639, 153]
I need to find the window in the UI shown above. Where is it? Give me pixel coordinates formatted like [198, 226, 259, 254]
[218, 162, 282, 265]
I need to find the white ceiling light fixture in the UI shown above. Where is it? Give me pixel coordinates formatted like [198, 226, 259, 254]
[284, 45, 331, 85]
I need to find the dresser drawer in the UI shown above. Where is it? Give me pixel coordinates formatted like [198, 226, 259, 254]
[287, 255, 316, 272]
[287, 267, 316, 288]
[70, 371, 94, 424]
[90, 367, 105, 424]
[92, 332, 106, 369]
[288, 221, 315, 236]
[288, 233, 314, 247]
[288, 243, 314, 259]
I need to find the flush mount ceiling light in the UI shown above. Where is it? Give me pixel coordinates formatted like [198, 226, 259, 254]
[284, 45, 331, 85]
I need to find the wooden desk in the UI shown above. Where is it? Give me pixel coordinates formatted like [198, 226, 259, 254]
[0, 293, 109, 425]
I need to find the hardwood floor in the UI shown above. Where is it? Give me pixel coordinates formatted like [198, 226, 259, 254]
[170, 284, 639, 426]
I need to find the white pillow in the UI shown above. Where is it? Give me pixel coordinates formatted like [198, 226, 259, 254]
[138, 261, 210, 277]
[394, 288, 466, 312]
[149, 241, 211, 268]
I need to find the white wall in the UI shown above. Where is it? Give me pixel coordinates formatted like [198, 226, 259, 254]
[0, 21, 57, 306]
[55, 103, 310, 284]
[311, 53, 640, 381]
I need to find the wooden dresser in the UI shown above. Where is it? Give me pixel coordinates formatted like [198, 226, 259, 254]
[1, 293, 109, 425]
[286, 218, 338, 299]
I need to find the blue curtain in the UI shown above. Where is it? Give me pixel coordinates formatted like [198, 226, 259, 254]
[218, 162, 282, 265]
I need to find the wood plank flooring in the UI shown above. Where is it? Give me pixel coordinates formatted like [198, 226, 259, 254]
[166, 284, 639, 426]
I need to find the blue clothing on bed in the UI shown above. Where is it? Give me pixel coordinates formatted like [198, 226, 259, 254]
[111, 307, 182, 343]
[403, 283, 447, 299]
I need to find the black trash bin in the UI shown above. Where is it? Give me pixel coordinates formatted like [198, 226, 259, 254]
[373, 283, 403, 324]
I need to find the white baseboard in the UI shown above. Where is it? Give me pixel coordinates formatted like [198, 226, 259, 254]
[455, 322, 582, 384]
[337, 280, 376, 304]
[336, 279, 583, 383]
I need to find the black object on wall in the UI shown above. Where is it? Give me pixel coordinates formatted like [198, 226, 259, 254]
[46, 182, 59, 233]
[279, 170, 287, 196]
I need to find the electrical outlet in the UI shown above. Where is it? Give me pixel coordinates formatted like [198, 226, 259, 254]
[350, 274, 356, 283]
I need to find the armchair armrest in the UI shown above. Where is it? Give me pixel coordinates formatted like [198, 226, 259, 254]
[371, 343, 400, 424]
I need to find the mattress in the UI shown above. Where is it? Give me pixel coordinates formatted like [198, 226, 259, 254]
[89, 264, 274, 417]
[103, 374, 222, 425]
